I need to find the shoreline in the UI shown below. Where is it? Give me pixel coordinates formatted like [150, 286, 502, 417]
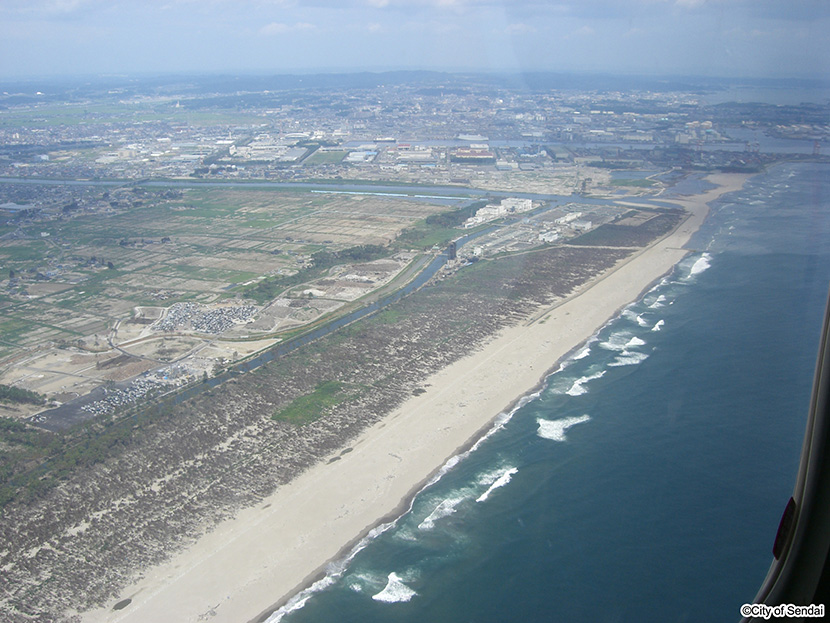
[82, 173, 750, 623]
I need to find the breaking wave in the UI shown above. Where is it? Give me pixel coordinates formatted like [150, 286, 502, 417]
[609, 351, 650, 367]
[572, 346, 592, 360]
[372, 573, 418, 603]
[537, 415, 591, 441]
[476, 467, 518, 503]
[565, 370, 606, 396]
[689, 253, 712, 277]
[623, 309, 650, 327]
[648, 294, 667, 309]
[418, 496, 466, 531]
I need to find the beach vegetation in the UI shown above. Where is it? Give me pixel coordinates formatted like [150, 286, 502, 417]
[273, 380, 358, 425]
[374, 309, 401, 324]
[571, 211, 684, 247]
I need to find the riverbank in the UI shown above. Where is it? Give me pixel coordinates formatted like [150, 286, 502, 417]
[81, 173, 749, 623]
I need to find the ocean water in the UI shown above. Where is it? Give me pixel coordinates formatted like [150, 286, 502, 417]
[270, 162, 830, 623]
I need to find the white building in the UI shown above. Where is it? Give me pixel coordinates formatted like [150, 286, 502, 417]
[462, 198, 533, 228]
[500, 197, 532, 213]
[555, 212, 583, 225]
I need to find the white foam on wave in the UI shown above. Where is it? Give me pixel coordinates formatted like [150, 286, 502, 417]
[623, 309, 649, 327]
[609, 351, 649, 367]
[476, 467, 518, 503]
[600, 331, 633, 352]
[649, 294, 667, 309]
[264, 497, 409, 621]
[573, 346, 591, 360]
[418, 495, 466, 530]
[372, 572, 418, 603]
[652, 319, 664, 332]
[265, 334, 588, 620]
[625, 336, 646, 348]
[347, 571, 384, 594]
[557, 335, 600, 372]
[566, 370, 606, 396]
[537, 414, 591, 441]
[688, 253, 712, 277]
[264, 573, 339, 622]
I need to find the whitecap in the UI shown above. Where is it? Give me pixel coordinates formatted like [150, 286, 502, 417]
[549, 377, 577, 395]
[625, 336, 646, 348]
[623, 309, 649, 327]
[600, 332, 632, 352]
[609, 351, 649, 367]
[476, 467, 518, 503]
[652, 319, 664, 332]
[688, 253, 712, 277]
[264, 507, 404, 621]
[346, 571, 387, 594]
[372, 572, 418, 603]
[264, 573, 339, 622]
[572, 346, 591, 360]
[648, 295, 667, 309]
[566, 370, 606, 396]
[537, 415, 591, 441]
[418, 495, 465, 530]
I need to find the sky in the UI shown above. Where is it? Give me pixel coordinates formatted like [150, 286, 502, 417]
[1, 0, 829, 80]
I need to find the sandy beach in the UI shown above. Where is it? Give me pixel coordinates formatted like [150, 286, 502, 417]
[81, 173, 749, 623]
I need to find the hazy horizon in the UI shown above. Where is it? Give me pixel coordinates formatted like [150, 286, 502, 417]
[1, 0, 829, 81]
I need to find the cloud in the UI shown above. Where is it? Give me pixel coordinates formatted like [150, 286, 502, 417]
[505, 22, 537, 35]
[259, 21, 316, 35]
[1, 0, 105, 19]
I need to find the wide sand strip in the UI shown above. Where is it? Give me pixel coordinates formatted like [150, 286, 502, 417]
[83, 173, 749, 623]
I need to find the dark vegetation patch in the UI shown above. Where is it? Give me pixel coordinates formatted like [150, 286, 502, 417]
[273, 381, 361, 425]
[243, 244, 390, 304]
[396, 200, 488, 249]
[0, 384, 45, 406]
[96, 354, 137, 370]
[570, 211, 684, 247]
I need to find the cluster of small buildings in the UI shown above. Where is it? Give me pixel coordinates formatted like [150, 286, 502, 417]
[78, 365, 197, 416]
[229, 134, 309, 162]
[79, 375, 166, 416]
[2, 75, 815, 192]
[152, 302, 257, 335]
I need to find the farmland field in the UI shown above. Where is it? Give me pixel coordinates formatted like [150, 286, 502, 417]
[0, 185, 453, 405]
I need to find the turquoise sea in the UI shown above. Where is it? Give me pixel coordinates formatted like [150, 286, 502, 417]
[269, 162, 830, 623]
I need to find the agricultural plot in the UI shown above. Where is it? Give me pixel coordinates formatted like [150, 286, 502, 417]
[0, 186, 450, 409]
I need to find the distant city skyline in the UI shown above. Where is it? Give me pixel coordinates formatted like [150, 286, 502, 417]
[1, 0, 829, 80]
